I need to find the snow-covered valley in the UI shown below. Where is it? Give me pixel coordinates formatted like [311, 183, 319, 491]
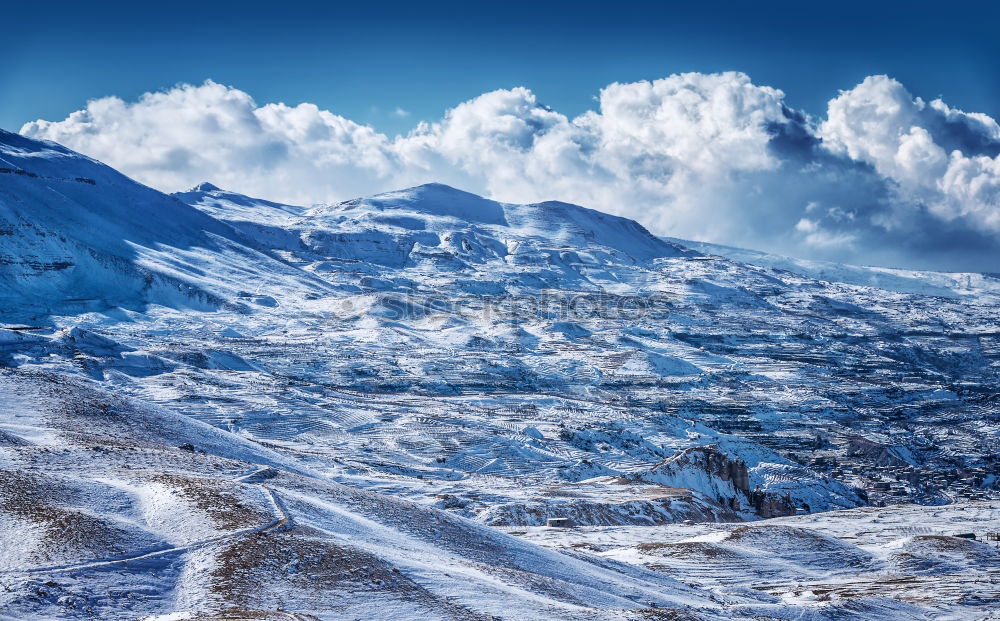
[1, 129, 998, 619]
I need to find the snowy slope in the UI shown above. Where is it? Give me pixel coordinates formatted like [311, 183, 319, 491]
[177, 181, 693, 281]
[0, 370, 724, 620]
[0, 130, 325, 318]
[517, 501, 1000, 620]
[323, 183, 691, 261]
[666, 236, 1000, 301]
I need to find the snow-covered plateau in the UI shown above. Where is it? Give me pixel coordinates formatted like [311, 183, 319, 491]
[0, 129, 997, 619]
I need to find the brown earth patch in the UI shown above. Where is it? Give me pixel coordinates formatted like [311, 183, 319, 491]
[148, 473, 272, 531]
[0, 469, 137, 562]
[637, 541, 740, 560]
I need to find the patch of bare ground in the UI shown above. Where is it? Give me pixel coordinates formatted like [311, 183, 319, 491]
[31, 373, 192, 450]
[0, 469, 136, 562]
[908, 534, 987, 550]
[149, 473, 273, 531]
[636, 541, 740, 560]
[625, 610, 707, 621]
[51, 430, 144, 449]
[181, 610, 323, 620]
[723, 525, 872, 563]
[209, 525, 499, 620]
[887, 535, 1000, 574]
[53, 392, 168, 447]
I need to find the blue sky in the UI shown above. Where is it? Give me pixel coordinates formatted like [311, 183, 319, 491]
[3, 0, 998, 136]
[8, 1, 1000, 271]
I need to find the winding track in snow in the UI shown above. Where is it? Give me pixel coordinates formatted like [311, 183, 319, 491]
[2, 472, 291, 576]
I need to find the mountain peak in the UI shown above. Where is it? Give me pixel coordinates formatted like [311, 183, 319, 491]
[378, 182, 501, 206]
[191, 181, 221, 192]
[331, 182, 509, 226]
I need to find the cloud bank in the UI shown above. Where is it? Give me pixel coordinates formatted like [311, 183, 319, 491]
[21, 73, 1000, 271]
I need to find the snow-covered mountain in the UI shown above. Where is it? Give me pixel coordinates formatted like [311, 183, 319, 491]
[0, 130, 325, 317]
[1, 131, 998, 620]
[176, 180, 694, 288]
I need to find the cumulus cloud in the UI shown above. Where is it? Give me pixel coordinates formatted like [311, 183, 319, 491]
[820, 75, 1000, 234]
[21, 81, 399, 205]
[20, 74, 1000, 271]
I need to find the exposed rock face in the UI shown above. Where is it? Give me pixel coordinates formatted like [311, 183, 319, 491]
[653, 445, 751, 492]
[641, 446, 797, 519]
[748, 487, 797, 518]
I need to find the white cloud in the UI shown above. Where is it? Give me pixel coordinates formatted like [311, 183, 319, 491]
[19, 73, 1000, 271]
[21, 81, 399, 206]
[820, 75, 1000, 234]
[396, 73, 792, 244]
[795, 218, 818, 233]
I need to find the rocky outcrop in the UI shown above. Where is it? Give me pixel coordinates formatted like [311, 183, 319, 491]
[639, 446, 797, 519]
[747, 487, 797, 518]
